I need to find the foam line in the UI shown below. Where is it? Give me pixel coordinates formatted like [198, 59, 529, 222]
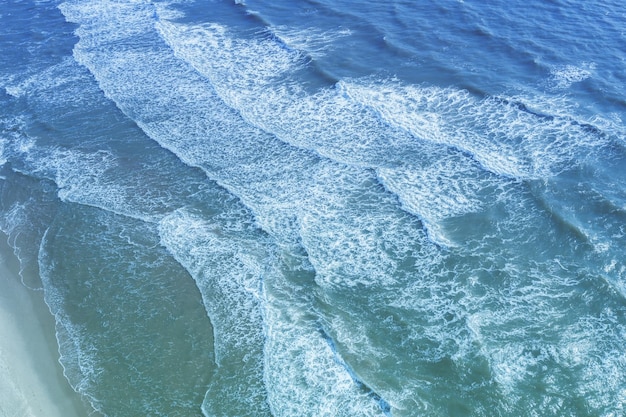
[318, 328, 392, 416]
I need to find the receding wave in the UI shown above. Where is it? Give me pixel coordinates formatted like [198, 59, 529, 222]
[38, 207, 215, 416]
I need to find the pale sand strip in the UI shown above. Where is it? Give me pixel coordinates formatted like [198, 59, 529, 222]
[0, 241, 93, 417]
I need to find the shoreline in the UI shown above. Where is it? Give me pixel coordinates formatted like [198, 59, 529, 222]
[0, 238, 94, 417]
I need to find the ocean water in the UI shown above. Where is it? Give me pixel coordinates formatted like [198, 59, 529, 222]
[1, 0, 625, 415]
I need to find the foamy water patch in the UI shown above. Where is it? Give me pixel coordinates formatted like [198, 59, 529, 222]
[18, 137, 214, 223]
[531, 175, 626, 298]
[155, 17, 306, 103]
[376, 153, 503, 246]
[456, 237, 626, 415]
[59, 1, 158, 47]
[338, 80, 527, 177]
[560, 311, 626, 414]
[9, 136, 160, 223]
[548, 62, 596, 90]
[0, 138, 7, 169]
[159, 208, 272, 416]
[0, 201, 46, 289]
[3, 57, 94, 106]
[297, 166, 433, 288]
[262, 271, 387, 417]
[341, 79, 609, 179]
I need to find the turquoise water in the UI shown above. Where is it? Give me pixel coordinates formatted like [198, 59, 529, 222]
[1, 0, 625, 415]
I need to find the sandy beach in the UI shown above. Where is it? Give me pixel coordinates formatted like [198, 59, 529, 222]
[0, 239, 92, 417]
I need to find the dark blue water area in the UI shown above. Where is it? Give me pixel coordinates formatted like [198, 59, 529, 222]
[0, 0, 77, 90]
[0, 3, 65, 62]
[224, 0, 626, 117]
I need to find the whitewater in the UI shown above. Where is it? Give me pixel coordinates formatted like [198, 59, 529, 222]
[0, 0, 625, 416]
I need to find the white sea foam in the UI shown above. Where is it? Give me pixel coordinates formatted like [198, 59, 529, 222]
[154, 11, 611, 253]
[262, 273, 387, 417]
[0, 201, 39, 287]
[0, 137, 7, 168]
[20, 142, 193, 224]
[457, 243, 626, 415]
[549, 62, 596, 89]
[153, 15, 499, 245]
[1, 57, 228, 223]
[376, 154, 500, 247]
[3, 57, 91, 103]
[159, 208, 271, 415]
[155, 18, 306, 98]
[561, 312, 626, 413]
[37, 229, 103, 412]
[271, 25, 352, 59]
[341, 80, 609, 179]
[297, 165, 433, 288]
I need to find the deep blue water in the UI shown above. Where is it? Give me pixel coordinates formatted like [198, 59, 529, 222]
[1, 0, 625, 416]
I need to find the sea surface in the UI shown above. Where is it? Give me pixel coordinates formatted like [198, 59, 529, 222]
[1, 0, 625, 416]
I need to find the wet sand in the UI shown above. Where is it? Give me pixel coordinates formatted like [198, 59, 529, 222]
[0, 239, 93, 417]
